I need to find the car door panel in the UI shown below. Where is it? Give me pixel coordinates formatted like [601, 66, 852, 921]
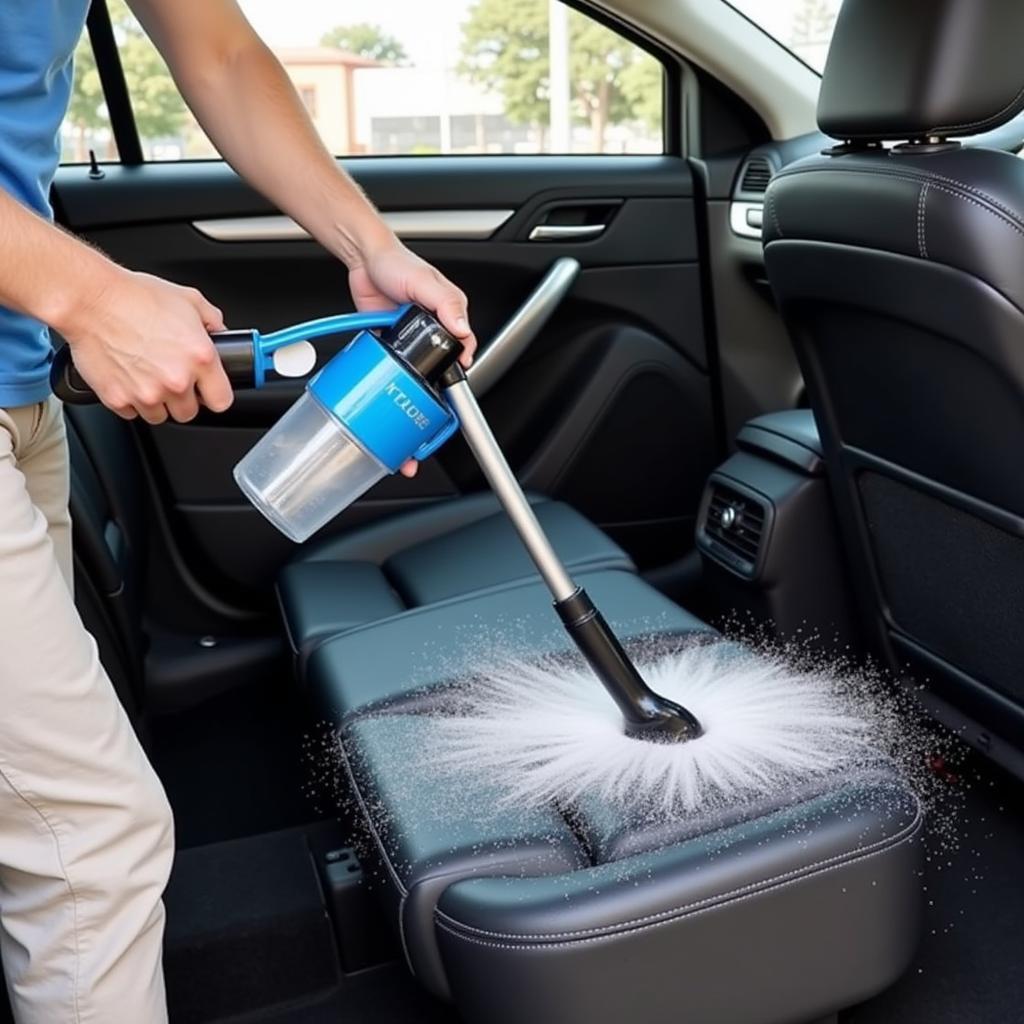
[54, 154, 718, 588]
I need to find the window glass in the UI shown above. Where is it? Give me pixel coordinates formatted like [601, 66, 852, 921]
[70, 0, 663, 161]
[725, 0, 841, 74]
[61, 36, 118, 162]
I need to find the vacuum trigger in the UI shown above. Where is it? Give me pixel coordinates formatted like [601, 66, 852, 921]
[271, 341, 317, 379]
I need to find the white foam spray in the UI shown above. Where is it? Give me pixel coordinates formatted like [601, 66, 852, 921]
[424, 638, 904, 817]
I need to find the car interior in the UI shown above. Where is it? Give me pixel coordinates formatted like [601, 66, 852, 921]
[4, 0, 1024, 1021]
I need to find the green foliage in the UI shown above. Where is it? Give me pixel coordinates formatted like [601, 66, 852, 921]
[67, 0, 189, 150]
[460, 0, 549, 127]
[67, 36, 105, 133]
[617, 53, 662, 133]
[320, 23, 408, 64]
[459, 0, 662, 148]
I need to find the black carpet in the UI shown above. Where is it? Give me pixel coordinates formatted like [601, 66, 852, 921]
[161, 821, 458, 1024]
[149, 676, 327, 848]
[164, 830, 340, 1023]
[238, 964, 461, 1024]
[163, 950, 460, 1024]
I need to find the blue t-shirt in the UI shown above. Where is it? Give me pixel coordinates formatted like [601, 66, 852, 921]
[0, 0, 90, 407]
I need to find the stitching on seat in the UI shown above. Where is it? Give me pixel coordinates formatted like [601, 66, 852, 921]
[434, 796, 922, 943]
[901, 181, 1024, 238]
[767, 189, 783, 238]
[434, 807, 923, 950]
[929, 81, 1024, 136]
[772, 167, 1024, 242]
[917, 183, 929, 259]
[775, 162, 1024, 231]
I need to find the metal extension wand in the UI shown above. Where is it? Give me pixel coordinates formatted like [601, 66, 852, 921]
[442, 365, 702, 743]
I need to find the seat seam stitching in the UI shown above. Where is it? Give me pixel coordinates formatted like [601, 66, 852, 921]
[774, 170, 1024, 241]
[768, 189, 783, 238]
[435, 813, 923, 950]
[929, 82, 1024, 135]
[775, 163, 1024, 228]
[433, 800, 922, 943]
[917, 183, 929, 258]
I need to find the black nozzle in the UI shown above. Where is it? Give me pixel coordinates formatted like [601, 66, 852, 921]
[382, 306, 464, 388]
[555, 588, 703, 743]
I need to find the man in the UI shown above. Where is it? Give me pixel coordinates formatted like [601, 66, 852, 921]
[0, 2, 476, 1020]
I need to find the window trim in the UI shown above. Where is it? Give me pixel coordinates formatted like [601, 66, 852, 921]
[87, 0, 680, 163]
[85, 0, 144, 165]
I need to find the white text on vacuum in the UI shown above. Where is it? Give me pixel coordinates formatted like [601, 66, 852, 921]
[385, 382, 431, 429]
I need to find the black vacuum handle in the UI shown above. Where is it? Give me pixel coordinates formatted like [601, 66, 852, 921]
[50, 330, 259, 405]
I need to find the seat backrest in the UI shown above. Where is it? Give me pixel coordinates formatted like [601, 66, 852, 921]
[763, 0, 1024, 753]
[66, 405, 148, 716]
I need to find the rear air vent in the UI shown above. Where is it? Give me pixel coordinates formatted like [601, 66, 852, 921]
[739, 157, 773, 195]
[698, 482, 769, 578]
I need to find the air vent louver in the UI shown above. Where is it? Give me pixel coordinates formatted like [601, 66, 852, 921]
[739, 157, 773, 195]
[700, 482, 768, 577]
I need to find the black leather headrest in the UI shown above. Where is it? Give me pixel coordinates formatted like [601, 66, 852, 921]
[818, 0, 1024, 141]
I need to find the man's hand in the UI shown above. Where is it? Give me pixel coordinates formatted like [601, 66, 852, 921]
[348, 239, 477, 478]
[348, 240, 477, 368]
[57, 269, 234, 425]
[127, 0, 475, 465]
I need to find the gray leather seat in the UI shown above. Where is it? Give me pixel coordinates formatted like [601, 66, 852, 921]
[279, 494, 634, 658]
[309, 570, 924, 1024]
[305, 569, 704, 719]
[763, 0, 1024, 769]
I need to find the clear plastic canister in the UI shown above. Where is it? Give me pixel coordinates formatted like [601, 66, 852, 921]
[233, 391, 387, 543]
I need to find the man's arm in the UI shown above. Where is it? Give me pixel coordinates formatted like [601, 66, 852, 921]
[0, 188, 232, 423]
[130, 0, 477, 368]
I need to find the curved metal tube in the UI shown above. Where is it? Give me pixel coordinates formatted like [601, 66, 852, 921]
[467, 257, 580, 396]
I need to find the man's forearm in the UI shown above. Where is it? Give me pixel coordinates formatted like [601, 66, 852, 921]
[132, 1, 395, 269]
[131, 0, 475, 375]
[0, 189, 116, 332]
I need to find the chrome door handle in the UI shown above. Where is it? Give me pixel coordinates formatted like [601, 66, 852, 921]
[467, 257, 580, 396]
[528, 223, 607, 242]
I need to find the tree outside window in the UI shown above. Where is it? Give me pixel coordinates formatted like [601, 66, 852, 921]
[459, 0, 661, 153]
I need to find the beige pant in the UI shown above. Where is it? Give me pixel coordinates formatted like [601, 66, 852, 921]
[0, 398, 173, 1023]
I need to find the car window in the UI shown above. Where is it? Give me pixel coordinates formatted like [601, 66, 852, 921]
[64, 0, 664, 163]
[62, 35, 119, 163]
[725, 0, 841, 74]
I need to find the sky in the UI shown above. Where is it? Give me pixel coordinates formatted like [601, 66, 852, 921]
[239, 0, 475, 69]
